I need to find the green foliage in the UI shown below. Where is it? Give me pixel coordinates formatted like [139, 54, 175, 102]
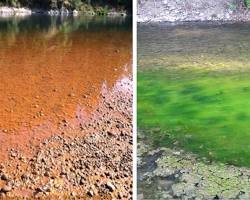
[70, 0, 83, 9]
[95, 6, 108, 15]
[78, 3, 94, 14]
[228, 3, 237, 10]
[0, 0, 132, 11]
[1, 0, 20, 7]
[245, 0, 250, 8]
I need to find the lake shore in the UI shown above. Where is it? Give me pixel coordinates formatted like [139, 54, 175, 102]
[0, 6, 127, 17]
[138, 130, 250, 199]
[0, 77, 133, 199]
[138, 0, 250, 23]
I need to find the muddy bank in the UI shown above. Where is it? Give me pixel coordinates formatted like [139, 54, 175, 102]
[138, 0, 250, 22]
[138, 130, 250, 199]
[0, 77, 132, 199]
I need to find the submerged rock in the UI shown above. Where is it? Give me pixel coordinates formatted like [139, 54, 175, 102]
[1, 185, 12, 193]
[106, 182, 116, 192]
[0, 77, 133, 199]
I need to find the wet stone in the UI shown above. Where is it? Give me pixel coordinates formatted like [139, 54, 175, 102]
[106, 182, 116, 192]
[1, 174, 8, 181]
[87, 190, 94, 197]
[1, 185, 12, 193]
[0, 76, 133, 199]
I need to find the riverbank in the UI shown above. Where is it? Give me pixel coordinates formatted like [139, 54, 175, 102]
[0, 77, 132, 199]
[0, 6, 127, 17]
[138, 0, 250, 23]
[138, 130, 250, 199]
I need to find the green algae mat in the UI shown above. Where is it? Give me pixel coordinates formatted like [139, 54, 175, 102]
[138, 22, 250, 167]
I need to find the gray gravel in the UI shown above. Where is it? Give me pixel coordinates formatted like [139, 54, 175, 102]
[138, 130, 250, 200]
[138, 0, 250, 22]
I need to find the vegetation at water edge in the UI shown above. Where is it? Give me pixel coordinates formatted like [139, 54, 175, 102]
[0, 0, 132, 14]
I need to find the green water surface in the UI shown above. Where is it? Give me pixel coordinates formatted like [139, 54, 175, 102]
[138, 23, 250, 167]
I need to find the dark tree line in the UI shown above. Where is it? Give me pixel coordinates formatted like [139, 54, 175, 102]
[0, 0, 132, 11]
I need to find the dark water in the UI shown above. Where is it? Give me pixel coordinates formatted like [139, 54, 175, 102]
[138, 22, 250, 167]
[0, 15, 132, 161]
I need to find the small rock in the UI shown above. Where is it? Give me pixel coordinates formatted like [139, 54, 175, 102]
[118, 192, 123, 199]
[106, 182, 115, 192]
[68, 92, 75, 97]
[80, 178, 85, 185]
[21, 173, 28, 180]
[10, 152, 17, 158]
[87, 190, 94, 197]
[1, 185, 12, 193]
[44, 171, 50, 177]
[73, 10, 78, 16]
[37, 184, 51, 193]
[107, 131, 115, 136]
[173, 151, 181, 155]
[71, 191, 77, 197]
[152, 127, 161, 132]
[1, 174, 8, 181]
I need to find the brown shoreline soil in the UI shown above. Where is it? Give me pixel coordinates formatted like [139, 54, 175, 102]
[0, 76, 133, 199]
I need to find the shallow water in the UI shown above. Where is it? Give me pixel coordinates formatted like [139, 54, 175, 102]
[0, 15, 131, 161]
[138, 22, 250, 167]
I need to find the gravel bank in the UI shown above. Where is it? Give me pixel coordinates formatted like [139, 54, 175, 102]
[0, 6, 79, 17]
[0, 77, 132, 199]
[138, 130, 250, 199]
[138, 0, 250, 22]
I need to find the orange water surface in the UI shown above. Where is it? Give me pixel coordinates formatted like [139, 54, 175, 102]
[0, 16, 132, 161]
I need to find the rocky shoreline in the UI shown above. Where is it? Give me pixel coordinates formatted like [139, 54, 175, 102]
[138, 130, 250, 199]
[0, 6, 78, 17]
[0, 77, 133, 199]
[0, 6, 127, 17]
[138, 0, 250, 23]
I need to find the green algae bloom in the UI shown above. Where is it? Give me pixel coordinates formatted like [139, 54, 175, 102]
[138, 23, 250, 168]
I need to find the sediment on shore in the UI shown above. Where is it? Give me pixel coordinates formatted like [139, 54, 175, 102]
[0, 77, 133, 199]
[138, 130, 250, 199]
